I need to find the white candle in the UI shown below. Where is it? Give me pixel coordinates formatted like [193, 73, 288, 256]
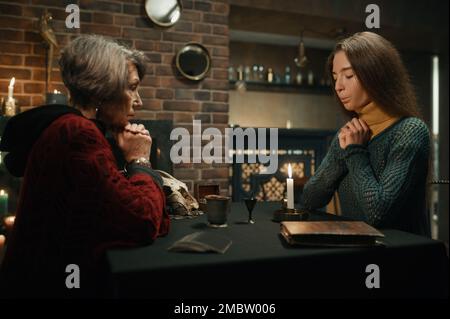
[286, 163, 294, 209]
[7, 77, 15, 100]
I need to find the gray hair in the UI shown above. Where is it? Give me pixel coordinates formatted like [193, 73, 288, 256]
[59, 34, 147, 108]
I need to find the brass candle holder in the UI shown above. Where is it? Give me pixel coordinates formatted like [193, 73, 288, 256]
[1, 97, 19, 117]
[273, 198, 309, 222]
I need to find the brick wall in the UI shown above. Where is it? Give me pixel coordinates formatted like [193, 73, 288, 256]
[0, 0, 230, 195]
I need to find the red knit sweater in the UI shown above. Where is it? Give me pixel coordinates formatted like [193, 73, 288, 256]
[0, 114, 169, 297]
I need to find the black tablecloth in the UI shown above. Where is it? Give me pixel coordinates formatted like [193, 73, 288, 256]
[107, 202, 448, 298]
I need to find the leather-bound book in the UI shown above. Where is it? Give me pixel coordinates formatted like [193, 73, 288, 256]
[280, 221, 384, 247]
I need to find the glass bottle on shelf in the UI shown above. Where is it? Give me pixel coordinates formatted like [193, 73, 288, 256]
[258, 65, 265, 81]
[252, 65, 258, 82]
[244, 66, 251, 82]
[284, 66, 291, 84]
[296, 69, 303, 86]
[237, 65, 244, 81]
[228, 66, 235, 82]
[307, 70, 314, 86]
[267, 68, 274, 83]
[274, 73, 281, 84]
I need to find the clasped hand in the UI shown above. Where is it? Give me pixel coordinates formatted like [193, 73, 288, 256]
[338, 118, 372, 149]
[115, 123, 152, 163]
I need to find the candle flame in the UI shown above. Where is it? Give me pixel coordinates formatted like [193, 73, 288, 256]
[9, 77, 15, 87]
[0, 189, 4, 196]
[54, 89, 58, 94]
[288, 163, 292, 178]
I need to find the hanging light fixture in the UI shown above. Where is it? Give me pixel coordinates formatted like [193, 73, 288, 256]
[294, 30, 308, 68]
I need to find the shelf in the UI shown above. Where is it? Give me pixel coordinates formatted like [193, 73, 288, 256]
[229, 80, 333, 95]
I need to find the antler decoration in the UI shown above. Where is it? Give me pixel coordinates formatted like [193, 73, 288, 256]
[39, 11, 58, 93]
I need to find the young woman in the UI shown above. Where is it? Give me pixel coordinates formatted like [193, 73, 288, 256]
[303, 32, 430, 236]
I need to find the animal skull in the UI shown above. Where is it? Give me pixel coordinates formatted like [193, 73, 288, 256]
[156, 170, 200, 218]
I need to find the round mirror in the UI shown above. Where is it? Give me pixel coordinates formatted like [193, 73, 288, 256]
[175, 43, 211, 81]
[145, 0, 182, 27]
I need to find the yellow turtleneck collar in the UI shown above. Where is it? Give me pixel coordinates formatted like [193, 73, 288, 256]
[357, 102, 400, 139]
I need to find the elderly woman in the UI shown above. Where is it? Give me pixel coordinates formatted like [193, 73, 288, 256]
[303, 32, 430, 236]
[0, 35, 169, 297]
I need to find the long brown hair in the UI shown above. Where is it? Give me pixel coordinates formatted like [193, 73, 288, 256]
[327, 32, 421, 118]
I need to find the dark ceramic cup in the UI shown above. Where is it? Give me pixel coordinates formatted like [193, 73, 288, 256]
[205, 195, 231, 228]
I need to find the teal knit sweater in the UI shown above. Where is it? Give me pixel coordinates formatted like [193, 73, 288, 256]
[303, 117, 431, 236]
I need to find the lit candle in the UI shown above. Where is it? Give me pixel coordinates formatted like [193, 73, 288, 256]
[0, 189, 8, 219]
[286, 163, 294, 209]
[7, 77, 15, 100]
